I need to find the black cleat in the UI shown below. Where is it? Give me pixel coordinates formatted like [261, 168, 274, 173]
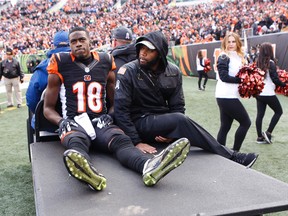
[262, 131, 272, 144]
[232, 152, 259, 168]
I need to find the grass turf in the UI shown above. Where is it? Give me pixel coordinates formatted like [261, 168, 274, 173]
[0, 76, 287, 215]
[183, 77, 288, 187]
[0, 103, 36, 216]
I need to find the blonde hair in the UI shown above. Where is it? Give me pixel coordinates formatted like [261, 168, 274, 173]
[221, 32, 245, 63]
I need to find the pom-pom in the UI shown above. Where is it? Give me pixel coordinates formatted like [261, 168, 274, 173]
[204, 58, 211, 73]
[275, 69, 288, 96]
[236, 63, 265, 98]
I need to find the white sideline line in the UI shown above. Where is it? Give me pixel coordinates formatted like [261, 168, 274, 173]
[0, 81, 29, 106]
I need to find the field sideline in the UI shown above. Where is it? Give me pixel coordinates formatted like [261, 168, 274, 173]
[0, 76, 287, 216]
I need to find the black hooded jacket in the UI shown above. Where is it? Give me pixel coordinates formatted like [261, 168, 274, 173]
[114, 30, 185, 145]
[110, 43, 136, 74]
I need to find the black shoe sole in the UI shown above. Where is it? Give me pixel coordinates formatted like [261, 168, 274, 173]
[256, 140, 268, 144]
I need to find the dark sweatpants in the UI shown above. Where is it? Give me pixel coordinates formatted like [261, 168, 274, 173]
[134, 112, 233, 159]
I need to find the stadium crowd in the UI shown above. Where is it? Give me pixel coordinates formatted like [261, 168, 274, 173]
[0, 0, 287, 54]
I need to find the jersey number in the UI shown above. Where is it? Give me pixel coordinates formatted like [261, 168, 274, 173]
[73, 82, 103, 113]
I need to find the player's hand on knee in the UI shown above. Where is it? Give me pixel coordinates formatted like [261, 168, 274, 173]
[58, 118, 78, 138]
[92, 114, 113, 129]
[99, 114, 113, 125]
[136, 143, 157, 154]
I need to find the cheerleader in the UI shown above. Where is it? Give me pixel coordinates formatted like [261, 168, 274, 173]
[255, 42, 287, 144]
[215, 32, 251, 151]
[196, 50, 208, 90]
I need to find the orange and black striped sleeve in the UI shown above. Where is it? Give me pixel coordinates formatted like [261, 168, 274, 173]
[47, 53, 64, 83]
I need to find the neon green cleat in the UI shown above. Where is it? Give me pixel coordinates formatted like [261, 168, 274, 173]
[63, 149, 106, 191]
[142, 137, 190, 186]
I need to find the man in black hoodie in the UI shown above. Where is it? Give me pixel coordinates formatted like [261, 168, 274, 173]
[114, 30, 258, 168]
[110, 26, 136, 74]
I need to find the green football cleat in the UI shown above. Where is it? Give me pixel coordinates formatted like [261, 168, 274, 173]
[63, 149, 106, 191]
[142, 137, 190, 186]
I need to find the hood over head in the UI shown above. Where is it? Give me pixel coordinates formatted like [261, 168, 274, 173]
[135, 30, 168, 68]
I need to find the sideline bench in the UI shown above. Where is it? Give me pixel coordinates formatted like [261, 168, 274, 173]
[30, 140, 288, 216]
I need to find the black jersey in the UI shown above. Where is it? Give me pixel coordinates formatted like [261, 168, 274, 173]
[47, 51, 116, 119]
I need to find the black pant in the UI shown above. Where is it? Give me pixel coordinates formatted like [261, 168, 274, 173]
[197, 70, 208, 88]
[63, 124, 150, 174]
[216, 98, 251, 151]
[255, 95, 283, 137]
[134, 112, 233, 159]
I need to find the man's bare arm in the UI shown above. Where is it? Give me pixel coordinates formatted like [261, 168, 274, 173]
[106, 70, 116, 114]
[43, 74, 62, 125]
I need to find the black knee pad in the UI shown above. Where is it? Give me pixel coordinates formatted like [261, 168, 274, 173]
[109, 133, 133, 152]
[62, 131, 91, 153]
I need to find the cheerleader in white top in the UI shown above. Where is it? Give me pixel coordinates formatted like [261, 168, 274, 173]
[196, 50, 208, 90]
[255, 42, 287, 144]
[215, 32, 251, 151]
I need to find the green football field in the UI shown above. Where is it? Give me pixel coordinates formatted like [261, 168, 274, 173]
[0, 76, 287, 215]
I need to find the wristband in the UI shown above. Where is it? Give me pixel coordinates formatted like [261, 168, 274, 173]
[57, 118, 64, 126]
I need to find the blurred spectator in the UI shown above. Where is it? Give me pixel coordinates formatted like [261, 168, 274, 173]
[110, 26, 136, 74]
[246, 46, 258, 64]
[0, 0, 287, 51]
[0, 48, 24, 108]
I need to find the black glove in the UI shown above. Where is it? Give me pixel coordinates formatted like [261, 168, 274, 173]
[58, 118, 78, 138]
[20, 79, 24, 84]
[92, 114, 113, 129]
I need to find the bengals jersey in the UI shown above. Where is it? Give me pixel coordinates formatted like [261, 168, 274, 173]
[47, 51, 116, 119]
